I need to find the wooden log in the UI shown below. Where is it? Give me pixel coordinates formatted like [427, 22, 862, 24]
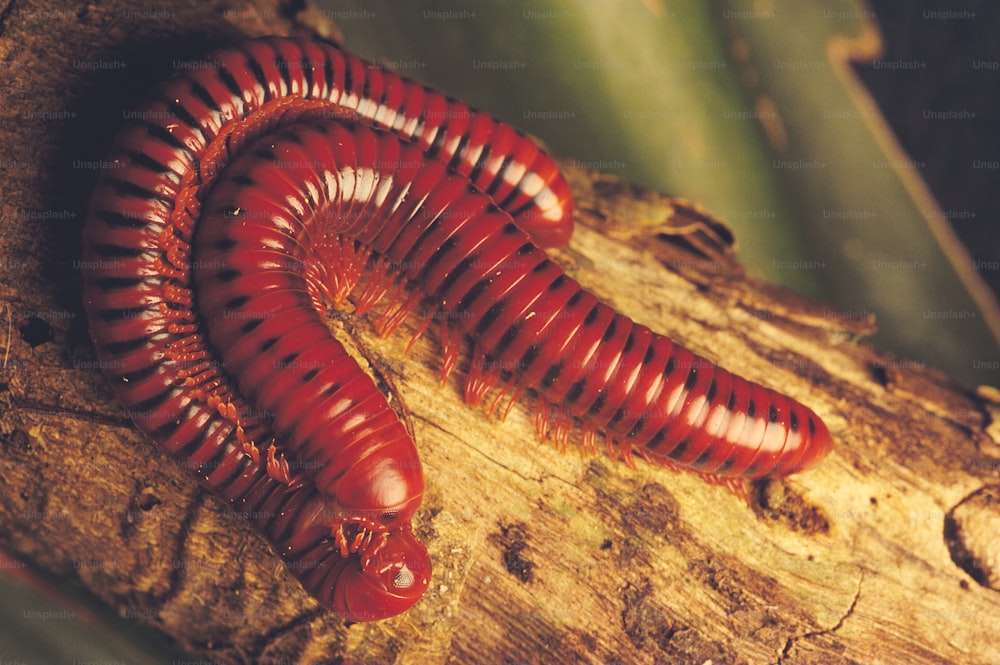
[2, 1, 999, 663]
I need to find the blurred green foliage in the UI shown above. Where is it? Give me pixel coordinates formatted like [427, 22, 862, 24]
[326, 0, 999, 386]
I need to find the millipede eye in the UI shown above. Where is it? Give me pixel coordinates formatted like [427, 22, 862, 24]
[393, 565, 415, 590]
[381, 511, 399, 523]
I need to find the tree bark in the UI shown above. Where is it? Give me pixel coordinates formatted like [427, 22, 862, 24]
[2, 1, 999, 664]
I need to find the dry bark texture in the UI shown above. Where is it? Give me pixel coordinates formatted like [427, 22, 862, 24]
[2, 1, 1000, 664]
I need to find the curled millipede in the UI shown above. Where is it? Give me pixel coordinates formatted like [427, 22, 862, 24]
[82, 36, 832, 621]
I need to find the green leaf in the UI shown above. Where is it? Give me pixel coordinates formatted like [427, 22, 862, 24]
[330, 0, 999, 385]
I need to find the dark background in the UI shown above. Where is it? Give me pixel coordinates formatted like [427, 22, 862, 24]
[855, 0, 1000, 297]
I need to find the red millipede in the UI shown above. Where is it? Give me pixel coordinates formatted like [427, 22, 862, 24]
[81, 36, 832, 621]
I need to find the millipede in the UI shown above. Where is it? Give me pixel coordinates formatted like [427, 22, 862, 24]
[81, 36, 833, 621]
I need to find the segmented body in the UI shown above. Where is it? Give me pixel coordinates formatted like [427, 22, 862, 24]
[82, 36, 571, 621]
[197, 117, 832, 481]
[82, 36, 831, 621]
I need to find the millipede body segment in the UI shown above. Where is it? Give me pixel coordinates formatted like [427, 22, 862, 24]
[82, 36, 832, 621]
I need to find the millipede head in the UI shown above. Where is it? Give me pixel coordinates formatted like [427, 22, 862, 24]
[328, 443, 425, 533]
[331, 525, 432, 621]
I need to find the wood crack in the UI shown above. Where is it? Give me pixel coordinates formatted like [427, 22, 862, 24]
[776, 571, 864, 664]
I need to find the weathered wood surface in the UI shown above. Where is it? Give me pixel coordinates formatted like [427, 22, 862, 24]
[2, 1, 1000, 664]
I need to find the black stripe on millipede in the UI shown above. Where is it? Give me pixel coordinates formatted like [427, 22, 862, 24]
[491, 320, 521, 358]
[217, 63, 243, 100]
[416, 234, 459, 287]
[226, 295, 250, 310]
[99, 210, 146, 229]
[94, 276, 145, 290]
[121, 362, 161, 385]
[602, 318, 617, 343]
[246, 55, 270, 100]
[485, 153, 513, 198]
[716, 459, 735, 474]
[105, 178, 169, 203]
[789, 409, 800, 431]
[299, 46, 315, 95]
[321, 49, 336, 98]
[148, 413, 183, 443]
[374, 68, 391, 116]
[684, 366, 699, 391]
[645, 429, 666, 452]
[127, 150, 174, 176]
[497, 188, 522, 212]
[391, 224, 437, 283]
[361, 67, 373, 109]
[409, 90, 428, 140]
[99, 307, 147, 323]
[520, 343, 540, 369]
[669, 438, 690, 461]
[473, 299, 508, 338]
[588, 391, 607, 416]
[216, 269, 240, 282]
[642, 345, 655, 365]
[540, 361, 563, 389]
[342, 55, 354, 97]
[427, 113, 449, 159]
[160, 420, 229, 472]
[162, 99, 202, 135]
[469, 143, 490, 183]
[547, 274, 567, 292]
[149, 403, 212, 458]
[438, 250, 484, 307]
[692, 448, 715, 469]
[451, 267, 488, 312]
[508, 200, 539, 220]
[253, 147, 277, 162]
[447, 131, 472, 172]
[208, 453, 249, 497]
[143, 121, 188, 151]
[189, 79, 221, 114]
[627, 415, 647, 439]
[91, 243, 145, 258]
[282, 130, 305, 146]
[622, 330, 635, 353]
[273, 52, 293, 95]
[565, 380, 585, 405]
[321, 382, 343, 398]
[104, 337, 147, 355]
